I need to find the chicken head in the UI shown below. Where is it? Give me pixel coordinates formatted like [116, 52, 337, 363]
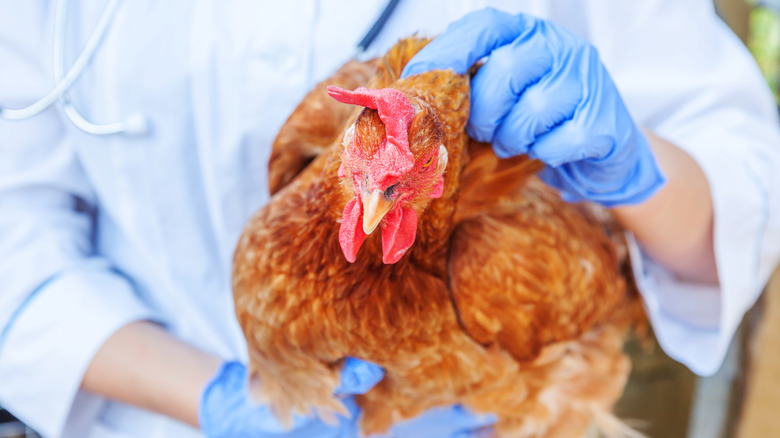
[328, 86, 448, 264]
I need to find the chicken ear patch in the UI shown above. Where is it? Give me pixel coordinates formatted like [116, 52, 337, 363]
[381, 207, 417, 264]
[339, 198, 367, 263]
[430, 177, 445, 199]
[429, 144, 448, 199]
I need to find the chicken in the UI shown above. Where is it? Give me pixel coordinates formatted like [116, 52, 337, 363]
[233, 38, 643, 438]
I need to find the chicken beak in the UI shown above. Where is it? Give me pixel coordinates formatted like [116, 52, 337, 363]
[362, 189, 394, 235]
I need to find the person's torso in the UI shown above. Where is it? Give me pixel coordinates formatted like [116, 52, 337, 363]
[58, 1, 566, 435]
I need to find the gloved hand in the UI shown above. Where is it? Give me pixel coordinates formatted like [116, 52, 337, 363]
[199, 358, 495, 438]
[386, 405, 496, 438]
[402, 8, 665, 206]
[199, 358, 382, 438]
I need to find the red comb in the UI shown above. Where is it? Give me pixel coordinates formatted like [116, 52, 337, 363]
[327, 86, 416, 189]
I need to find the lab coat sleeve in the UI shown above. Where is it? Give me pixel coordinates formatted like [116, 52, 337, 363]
[590, 0, 780, 376]
[0, 5, 159, 437]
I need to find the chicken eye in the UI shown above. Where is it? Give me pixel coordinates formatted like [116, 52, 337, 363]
[422, 155, 435, 169]
[384, 183, 398, 199]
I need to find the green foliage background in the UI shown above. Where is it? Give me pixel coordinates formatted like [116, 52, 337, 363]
[748, 5, 780, 102]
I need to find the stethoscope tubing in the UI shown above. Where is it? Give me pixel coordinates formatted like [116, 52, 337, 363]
[52, 0, 147, 135]
[0, 0, 121, 121]
[0, 0, 397, 136]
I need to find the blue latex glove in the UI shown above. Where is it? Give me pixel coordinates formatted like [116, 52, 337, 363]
[199, 358, 495, 437]
[199, 358, 382, 438]
[402, 8, 665, 206]
[386, 405, 496, 438]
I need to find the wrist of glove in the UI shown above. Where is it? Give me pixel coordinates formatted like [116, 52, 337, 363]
[402, 8, 666, 207]
[199, 358, 495, 438]
[199, 358, 382, 438]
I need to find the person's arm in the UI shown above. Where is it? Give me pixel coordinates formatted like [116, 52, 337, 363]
[81, 321, 220, 428]
[599, 0, 780, 377]
[0, 5, 166, 436]
[400, 5, 780, 377]
[81, 324, 393, 438]
[613, 131, 717, 285]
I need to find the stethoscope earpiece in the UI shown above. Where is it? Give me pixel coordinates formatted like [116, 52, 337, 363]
[122, 113, 150, 136]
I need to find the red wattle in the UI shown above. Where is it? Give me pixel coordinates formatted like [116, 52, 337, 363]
[339, 198, 366, 263]
[381, 207, 417, 264]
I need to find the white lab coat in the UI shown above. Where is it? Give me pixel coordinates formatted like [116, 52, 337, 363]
[0, 1, 778, 437]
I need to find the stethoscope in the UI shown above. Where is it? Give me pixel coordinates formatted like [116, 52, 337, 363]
[0, 0, 400, 137]
[0, 0, 147, 136]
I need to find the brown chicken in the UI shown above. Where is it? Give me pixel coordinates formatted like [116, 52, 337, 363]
[233, 38, 643, 438]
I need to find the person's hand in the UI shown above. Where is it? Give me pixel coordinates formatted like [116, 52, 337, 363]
[385, 405, 496, 438]
[402, 8, 665, 206]
[199, 357, 495, 438]
[198, 358, 383, 438]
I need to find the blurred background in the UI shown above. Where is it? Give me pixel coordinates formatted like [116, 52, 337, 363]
[0, 1, 778, 437]
[0, 409, 36, 438]
[742, 0, 779, 103]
